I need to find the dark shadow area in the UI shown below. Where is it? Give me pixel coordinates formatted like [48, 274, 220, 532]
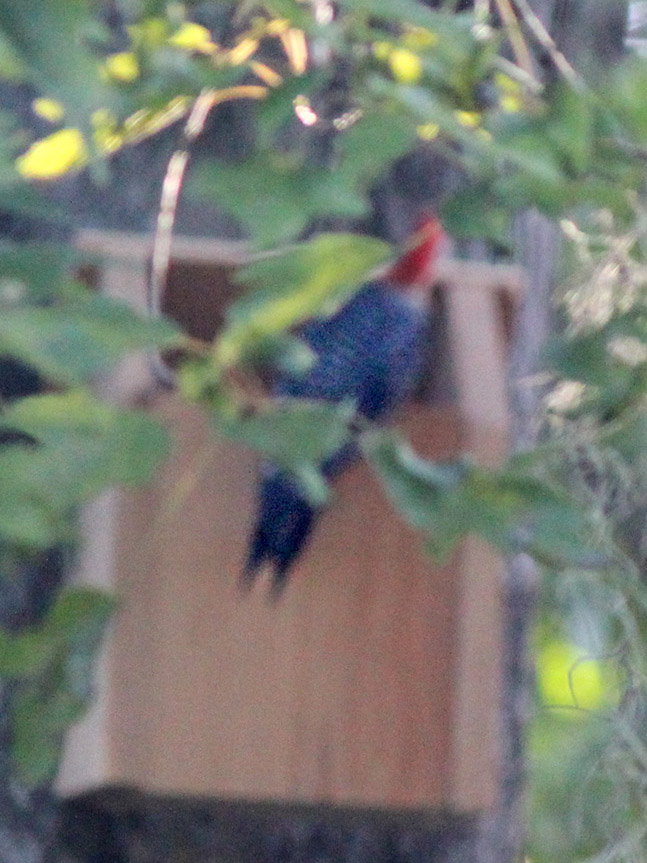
[59, 787, 479, 863]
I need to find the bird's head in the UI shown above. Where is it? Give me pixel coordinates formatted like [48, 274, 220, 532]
[385, 214, 446, 292]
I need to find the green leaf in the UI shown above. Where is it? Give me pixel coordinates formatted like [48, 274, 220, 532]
[335, 111, 419, 188]
[235, 331, 316, 378]
[217, 233, 391, 365]
[46, 586, 115, 640]
[0, 27, 26, 79]
[544, 315, 647, 419]
[362, 429, 472, 559]
[0, 0, 115, 127]
[190, 104, 417, 249]
[602, 409, 647, 462]
[3, 586, 115, 786]
[605, 55, 647, 144]
[482, 469, 604, 568]
[545, 329, 615, 388]
[261, 0, 314, 30]
[0, 450, 69, 546]
[0, 393, 171, 546]
[191, 152, 368, 249]
[0, 240, 75, 299]
[441, 183, 511, 241]
[4, 391, 171, 482]
[0, 629, 51, 677]
[547, 82, 593, 175]
[339, 0, 469, 33]
[218, 399, 355, 504]
[0, 286, 179, 385]
[364, 429, 600, 567]
[12, 688, 78, 786]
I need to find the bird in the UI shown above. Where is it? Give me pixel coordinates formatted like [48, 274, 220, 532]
[242, 215, 445, 594]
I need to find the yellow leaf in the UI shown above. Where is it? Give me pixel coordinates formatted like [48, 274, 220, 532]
[168, 22, 216, 54]
[501, 94, 522, 113]
[537, 641, 612, 714]
[495, 73, 523, 113]
[495, 72, 522, 95]
[455, 109, 481, 127]
[264, 19, 290, 36]
[127, 18, 169, 50]
[32, 98, 65, 123]
[104, 52, 140, 83]
[417, 122, 440, 140]
[16, 129, 87, 179]
[92, 109, 123, 155]
[402, 26, 438, 50]
[372, 41, 393, 61]
[388, 48, 423, 85]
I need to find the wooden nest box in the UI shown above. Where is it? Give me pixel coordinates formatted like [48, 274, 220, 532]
[59, 229, 523, 819]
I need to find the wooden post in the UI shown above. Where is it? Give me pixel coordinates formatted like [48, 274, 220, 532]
[57, 245, 153, 794]
[439, 261, 523, 812]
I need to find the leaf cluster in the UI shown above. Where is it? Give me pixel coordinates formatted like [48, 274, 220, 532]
[523, 222, 647, 863]
[0, 586, 116, 786]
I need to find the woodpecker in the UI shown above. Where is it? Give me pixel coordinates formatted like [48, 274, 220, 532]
[243, 216, 445, 593]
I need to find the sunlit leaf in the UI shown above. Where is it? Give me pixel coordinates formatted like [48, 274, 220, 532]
[168, 21, 216, 54]
[217, 233, 391, 365]
[536, 640, 611, 712]
[16, 128, 88, 179]
[32, 98, 65, 123]
[389, 48, 423, 84]
[103, 51, 140, 83]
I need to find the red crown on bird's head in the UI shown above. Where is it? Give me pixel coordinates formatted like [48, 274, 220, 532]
[386, 214, 446, 290]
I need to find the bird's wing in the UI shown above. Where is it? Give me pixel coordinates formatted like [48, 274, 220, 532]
[277, 283, 425, 419]
[244, 283, 426, 587]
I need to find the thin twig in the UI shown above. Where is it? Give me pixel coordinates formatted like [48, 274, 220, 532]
[511, 0, 582, 89]
[494, 55, 543, 94]
[474, 0, 491, 20]
[147, 85, 267, 384]
[493, 0, 536, 81]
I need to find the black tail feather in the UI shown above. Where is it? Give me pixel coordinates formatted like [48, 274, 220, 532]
[242, 470, 317, 591]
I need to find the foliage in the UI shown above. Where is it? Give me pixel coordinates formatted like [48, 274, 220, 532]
[521, 219, 647, 863]
[0, 585, 116, 786]
[2, 2, 647, 862]
[0, 275, 179, 780]
[0, 9, 183, 784]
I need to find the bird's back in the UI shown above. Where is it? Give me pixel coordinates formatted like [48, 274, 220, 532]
[280, 281, 427, 418]
[243, 281, 428, 591]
